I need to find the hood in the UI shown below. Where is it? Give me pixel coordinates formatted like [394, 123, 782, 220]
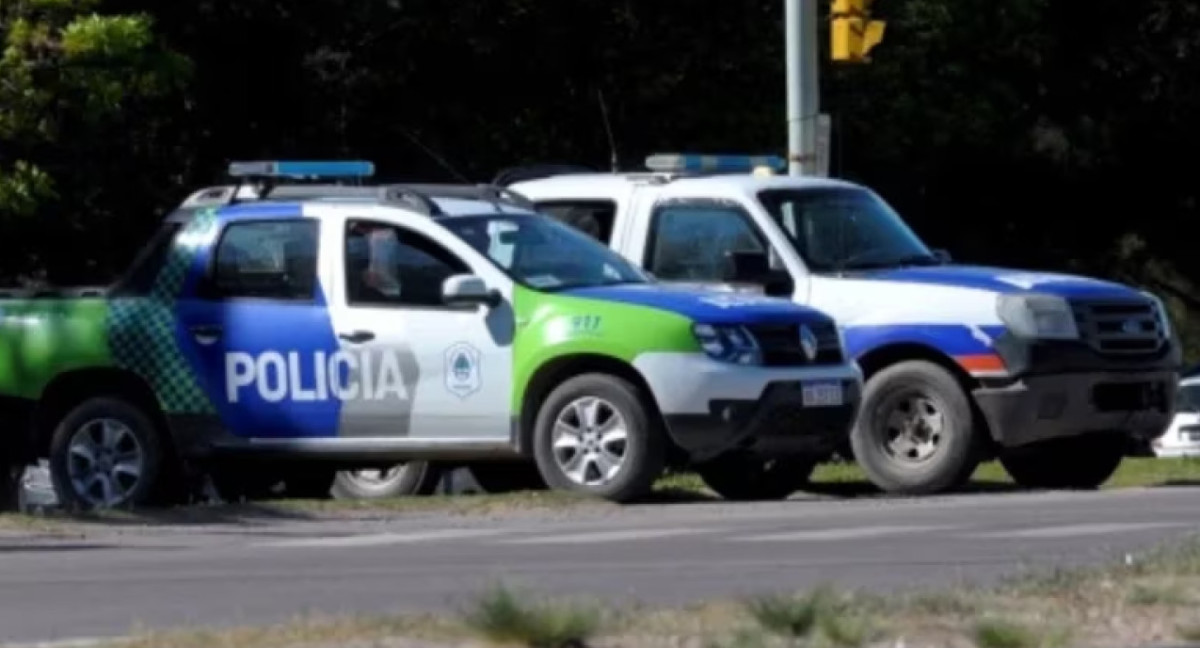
[856, 264, 1143, 300]
[560, 283, 830, 325]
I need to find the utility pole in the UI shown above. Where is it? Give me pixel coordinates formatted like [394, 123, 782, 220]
[785, 0, 820, 176]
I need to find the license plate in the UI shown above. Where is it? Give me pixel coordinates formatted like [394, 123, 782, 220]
[801, 381, 844, 407]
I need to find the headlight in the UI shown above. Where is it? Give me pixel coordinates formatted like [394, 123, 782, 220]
[996, 293, 1079, 340]
[1142, 290, 1172, 339]
[692, 323, 762, 365]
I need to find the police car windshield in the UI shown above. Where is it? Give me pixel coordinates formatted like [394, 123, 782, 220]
[442, 214, 650, 291]
[757, 187, 939, 272]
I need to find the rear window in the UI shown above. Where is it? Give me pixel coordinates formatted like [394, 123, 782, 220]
[110, 223, 182, 296]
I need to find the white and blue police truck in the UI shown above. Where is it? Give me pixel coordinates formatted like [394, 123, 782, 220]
[504, 153, 1184, 495]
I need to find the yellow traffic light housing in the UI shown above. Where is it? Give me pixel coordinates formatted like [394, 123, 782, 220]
[830, 0, 886, 63]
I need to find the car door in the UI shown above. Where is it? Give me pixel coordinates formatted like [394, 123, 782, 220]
[326, 215, 515, 441]
[174, 210, 343, 440]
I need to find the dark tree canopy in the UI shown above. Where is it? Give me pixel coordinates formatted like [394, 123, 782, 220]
[2, 0, 1198, 354]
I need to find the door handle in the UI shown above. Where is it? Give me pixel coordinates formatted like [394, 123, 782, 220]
[338, 330, 376, 344]
[190, 324, 222, 336]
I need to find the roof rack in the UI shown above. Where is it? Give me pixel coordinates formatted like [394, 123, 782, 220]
[175, 160, 538, 218]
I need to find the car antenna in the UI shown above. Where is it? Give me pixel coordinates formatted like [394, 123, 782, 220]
[396, 126, 472, 183]
[596, 88, 620, 172]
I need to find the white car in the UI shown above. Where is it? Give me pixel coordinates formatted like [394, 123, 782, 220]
[504, 153, 1183, 495]
[1152, 372, 1200, 458]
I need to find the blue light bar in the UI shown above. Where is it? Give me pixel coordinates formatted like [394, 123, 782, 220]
[227, 160, 375, 179]
[644, 153, 787, 174]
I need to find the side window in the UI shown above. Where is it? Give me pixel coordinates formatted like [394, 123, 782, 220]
[535, 200, 616, 244]
[344, 219, 470, 308]
[645, 202, 767, 282]
[210, 220, 319, 301]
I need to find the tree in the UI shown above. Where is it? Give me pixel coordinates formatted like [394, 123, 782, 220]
[0, 0, 190, 283]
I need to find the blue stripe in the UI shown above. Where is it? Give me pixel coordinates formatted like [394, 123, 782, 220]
[844, 324, 1007, 359]
[561, 284, 833, 325]
[862, 264, 1141, 299]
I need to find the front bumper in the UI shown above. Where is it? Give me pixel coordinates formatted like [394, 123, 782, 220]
[633, 353, 862, 461]
[975, 330, 1182, 448]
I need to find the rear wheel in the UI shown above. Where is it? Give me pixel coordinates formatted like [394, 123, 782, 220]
[48, 397, 172, 511]
[1000, 433, 1126, 490]
[696, 453, 817, 501]
[532, 373, 665, 503]
[331, 462, 441, 500]
[850, 360, 981, 495]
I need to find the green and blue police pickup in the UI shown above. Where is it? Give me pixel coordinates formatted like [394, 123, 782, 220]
[0, 161, 862, 509]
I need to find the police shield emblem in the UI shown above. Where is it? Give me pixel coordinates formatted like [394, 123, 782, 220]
[444, 342, 482, 399]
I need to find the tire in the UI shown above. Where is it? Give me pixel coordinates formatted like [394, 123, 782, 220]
[850, 360, 981, 495]
[1000, 433, 1125, 490]
[48, 397, 171, 511]
[532, 373, 665, 503]
[330, 461, 441, 500]
[696, 453, 817, 501]
[467, 461, 548, 493]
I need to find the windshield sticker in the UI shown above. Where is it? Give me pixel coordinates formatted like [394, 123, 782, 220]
[525, 275, 563, 288]
[994, 272, 1108, 290]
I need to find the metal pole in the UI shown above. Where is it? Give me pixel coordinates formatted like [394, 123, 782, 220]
[786, 0, 821, 176]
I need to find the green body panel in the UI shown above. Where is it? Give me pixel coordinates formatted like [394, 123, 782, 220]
[0, 207, 218, 414]
[0, 299, 114, 398]
[509, 284, 701, 412]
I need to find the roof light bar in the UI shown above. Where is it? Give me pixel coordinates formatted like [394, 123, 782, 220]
[227, 160, 376, 179]
[644, 153, 787, 174]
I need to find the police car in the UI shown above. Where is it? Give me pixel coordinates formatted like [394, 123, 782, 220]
[0, 160, 863, 509]
[504, 153, 1184, 495]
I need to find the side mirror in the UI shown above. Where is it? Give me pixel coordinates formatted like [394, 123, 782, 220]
[726, 250, 770, 282]
[932, 248, 952, 264]
[442, 274, 501, 309]
[726, 250, 793, 297]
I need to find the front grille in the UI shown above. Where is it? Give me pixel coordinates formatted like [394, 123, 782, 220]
[746, 321, 843, 367]
[1071, 298, 1166, 356]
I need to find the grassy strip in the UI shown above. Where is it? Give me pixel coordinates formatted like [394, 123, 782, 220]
[77, 533, 1200, 648]
[8, 457, 1200, 530]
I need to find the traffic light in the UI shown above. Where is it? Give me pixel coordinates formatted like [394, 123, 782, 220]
[831, 0, 886, 63]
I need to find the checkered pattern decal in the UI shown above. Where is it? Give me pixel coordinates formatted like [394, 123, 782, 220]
[106, 209, 218, 415]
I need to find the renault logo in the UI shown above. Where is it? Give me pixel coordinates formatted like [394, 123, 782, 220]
[799, 325, 819, 361]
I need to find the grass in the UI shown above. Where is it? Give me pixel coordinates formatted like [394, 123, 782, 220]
[457, 583, 606, 648]
[6, 457, 1200, 532]
[75, 533, 1200, 648]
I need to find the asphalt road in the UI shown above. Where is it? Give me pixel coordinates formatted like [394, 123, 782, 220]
[4, 486, 1200, 645]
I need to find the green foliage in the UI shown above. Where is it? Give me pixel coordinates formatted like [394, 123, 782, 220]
[457, 582, 605, 648]
[745, 585, 874, 647]
[0, 0, 1195, 328]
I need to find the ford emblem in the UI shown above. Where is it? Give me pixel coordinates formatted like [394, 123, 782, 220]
[799, 325, 818, 361]
[1121, 319, 1141, 334]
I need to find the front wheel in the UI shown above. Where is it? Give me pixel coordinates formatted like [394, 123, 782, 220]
[850, 360, 982, 495]
[532, 373, 665, 503]
[696, 453, 817, 501]
[1000, 433, 1125, 490]
[48, 397, 171, 511]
